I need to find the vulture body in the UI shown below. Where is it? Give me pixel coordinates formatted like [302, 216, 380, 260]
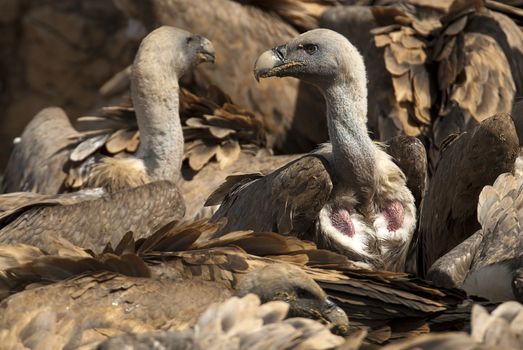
[0, 181, 184, 254]
[428, 171, 523, 302]
[0, 266, 346, 349]
[417, 113, 519, 276]
[209, 29, 417, 272]
[2, 26, 215, 194]
[0, 218, 467, 346]
[97, 294, 346, 350]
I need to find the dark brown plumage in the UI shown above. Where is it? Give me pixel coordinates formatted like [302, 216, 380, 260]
[206, 155, 332, 237]
[386, 135, 428, 274]
[386, 135, 428, 210]
[320, 0, 523, 171]
[0, 218, 468, 345]
[0, 181, 184, 254]
[417, 113, 519, 276]
[427, 171, 523, 302]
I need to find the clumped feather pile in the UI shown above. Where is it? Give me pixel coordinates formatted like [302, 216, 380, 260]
[2, 1, 523, 349]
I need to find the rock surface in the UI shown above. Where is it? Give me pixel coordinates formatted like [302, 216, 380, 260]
[0, 0, 140, 170]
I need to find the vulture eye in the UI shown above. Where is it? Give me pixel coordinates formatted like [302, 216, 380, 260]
[296, 287, 314, 299]
[303, 44, 318, 55]
[186, 36, 194, 44]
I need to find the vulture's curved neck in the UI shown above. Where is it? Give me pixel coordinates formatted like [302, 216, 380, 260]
[131, 55, 184, 182]
[324, 76, 376, 201]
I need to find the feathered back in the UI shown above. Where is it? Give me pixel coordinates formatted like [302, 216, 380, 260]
[97, 294, 348, 350]
[0, 218, 466, 344]
[66, 86, 267, 191]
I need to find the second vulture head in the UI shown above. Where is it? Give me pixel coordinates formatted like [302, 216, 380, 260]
[133, 26, 215, 78]
[236, 263, 349, 335]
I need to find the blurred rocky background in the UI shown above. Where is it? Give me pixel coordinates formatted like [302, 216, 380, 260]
[0, 0, 142, 170]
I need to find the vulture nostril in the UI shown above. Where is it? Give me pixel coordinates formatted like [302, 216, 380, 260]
[324, 298, 336, 309]
[273, 45, 286, 61]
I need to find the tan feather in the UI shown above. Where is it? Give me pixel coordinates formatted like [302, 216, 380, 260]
[105, 129, 138, 154]
[88, 157, 149, 192]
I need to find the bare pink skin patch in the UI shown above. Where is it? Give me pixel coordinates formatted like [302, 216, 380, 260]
[384, 201, 404, 232]
[329, 208, 355, 237]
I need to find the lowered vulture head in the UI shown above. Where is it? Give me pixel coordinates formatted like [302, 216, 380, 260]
[236, 263, 349, 334]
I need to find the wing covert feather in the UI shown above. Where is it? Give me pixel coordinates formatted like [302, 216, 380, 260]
[210, 155, 332, 237]
[2, 107, 77, 194]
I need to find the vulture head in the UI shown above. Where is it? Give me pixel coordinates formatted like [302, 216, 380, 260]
[133, 26, 215, 80]
[235, 263, 349, 334]
[254, 28, 365, 91]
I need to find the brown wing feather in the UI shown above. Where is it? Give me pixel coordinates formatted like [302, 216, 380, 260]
[209, 155, 333, 237]
[0, 181, 185, 254]
[386, 136, 427, 209]
[181, 152, 298, 219]
[426, 230, 483, 289]
[121, 224, 467, 339]
[432, 6, 523, 161]
[0, 216, 468, 344]
[2, 107, 78, 194]
[435, 31, 515, 146]
[473, 8, 523, 94]
[0, 188, 105, 225]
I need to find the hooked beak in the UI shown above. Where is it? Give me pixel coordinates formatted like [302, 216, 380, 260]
[197, 37, 216, 64]
[321, 297, 350, 335]
[254, 44, 304, 82]
[289, 296, 350, 335]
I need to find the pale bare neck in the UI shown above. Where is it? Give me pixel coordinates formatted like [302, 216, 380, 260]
[131, 57, 184, 182]
[323, 79, 376, 201]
